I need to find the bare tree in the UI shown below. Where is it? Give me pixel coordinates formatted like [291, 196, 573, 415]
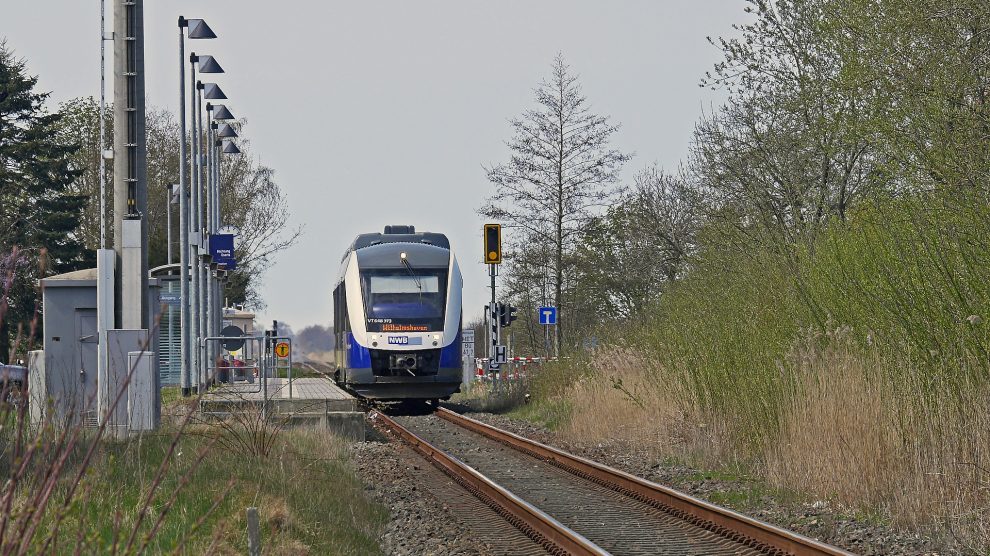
[570, 165, 702, 326]
[52, 99, 301, 308]
[695, 0, 883, 246]
[217, 130, 302, 307]
[481, 53, 630, 353]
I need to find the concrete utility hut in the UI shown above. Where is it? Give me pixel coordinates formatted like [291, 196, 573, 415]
[30, 268, 162, 429]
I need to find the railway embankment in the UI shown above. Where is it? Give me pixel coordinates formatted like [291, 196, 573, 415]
[0, 392, 386, 554]
[466, 351, 985, 555]
[453, 404, 942, 555]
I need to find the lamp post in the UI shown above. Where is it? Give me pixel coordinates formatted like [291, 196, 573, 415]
[216, 139, 241, 363]
[177, 17, 216, 397]
[205, 109, 218, 376]
[198, 80, 227, 389]
[189, 59, 223, 392]
[210, 104, 236, 354]
[210, 104, 235, 231]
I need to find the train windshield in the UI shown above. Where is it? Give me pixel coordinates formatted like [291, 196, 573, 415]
[361, 270, 447, 331]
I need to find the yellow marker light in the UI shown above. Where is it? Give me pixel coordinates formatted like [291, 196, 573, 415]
[483, 224, 502, 264]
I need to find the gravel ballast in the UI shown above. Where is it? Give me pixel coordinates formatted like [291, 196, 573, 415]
[351, 418, 545, 556]
[351, 405, 957, 555]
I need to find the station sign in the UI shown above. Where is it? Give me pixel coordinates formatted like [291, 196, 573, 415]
[210, 233, 236, 269]
[160, 291, 180, 306]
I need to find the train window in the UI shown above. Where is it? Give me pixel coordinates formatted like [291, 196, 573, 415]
[361, 270, 448, 326]
[368, 275, 440, 294]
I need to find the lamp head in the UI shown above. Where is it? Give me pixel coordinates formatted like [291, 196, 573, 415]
[217, 124, 238, 138]
[197, 55, 224, 73]
[185, 18, 217, 39]
[202, 83, 228, 99]
[212, 104, 235, 120]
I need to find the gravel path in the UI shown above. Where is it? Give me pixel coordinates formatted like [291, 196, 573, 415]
[456, 408, 955, 556]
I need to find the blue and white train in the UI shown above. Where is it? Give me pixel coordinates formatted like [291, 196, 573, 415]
[332, 225, 463, 400]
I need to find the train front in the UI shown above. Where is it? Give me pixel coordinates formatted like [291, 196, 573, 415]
[338, 238, 463, 400]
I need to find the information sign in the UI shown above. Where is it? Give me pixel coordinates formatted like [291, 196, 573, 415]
[209, 234, 236, 269]
[495, 345, 507, 364]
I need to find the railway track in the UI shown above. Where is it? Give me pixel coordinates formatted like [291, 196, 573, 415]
[370, 407, 854, 556]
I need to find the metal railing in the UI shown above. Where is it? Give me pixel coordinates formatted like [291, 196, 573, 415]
[198, 334, 294, 419]
[201, 335, 266, 394]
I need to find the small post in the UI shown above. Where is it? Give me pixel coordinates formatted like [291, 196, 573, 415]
[246, 506, 261, 556]
[287, 339, 293, 399]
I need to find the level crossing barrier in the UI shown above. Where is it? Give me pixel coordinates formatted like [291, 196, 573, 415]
[474, 356, 558, 382]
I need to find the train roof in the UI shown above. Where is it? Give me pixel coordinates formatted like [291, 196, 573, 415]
[343, 225, 450, 261]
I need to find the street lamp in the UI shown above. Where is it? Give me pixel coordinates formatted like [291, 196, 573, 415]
[214, 137, 241, 358]
[190, 58, 224, 392]
[177, 16, 216, 397]
[211, 104, 235, 121]
[208, 103, 235, 233]
[217, 124, 238, 139]
[202, 82, 228, 100]
[197, 80, 228, 389]
[210, 110, 239, 337]
[197, 55, 224, 73]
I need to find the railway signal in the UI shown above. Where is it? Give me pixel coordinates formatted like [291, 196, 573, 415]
[489, 301, 500, 336]
[499, 304, 518, 328]
[483, 223, 502, 264]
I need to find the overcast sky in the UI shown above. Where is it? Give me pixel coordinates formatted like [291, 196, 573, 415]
[4, 1, 745, 332]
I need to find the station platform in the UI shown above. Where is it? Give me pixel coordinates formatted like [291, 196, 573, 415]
[200, 377, 365, 441]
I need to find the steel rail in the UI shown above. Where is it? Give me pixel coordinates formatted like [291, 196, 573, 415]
[370, 411, 609, 556]
[436, 408, 855, 556]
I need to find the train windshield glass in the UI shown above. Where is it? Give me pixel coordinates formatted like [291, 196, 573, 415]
[361, 270, 447, 331]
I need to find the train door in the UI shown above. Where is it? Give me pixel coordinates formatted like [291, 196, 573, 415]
[333, 283, 348, 382]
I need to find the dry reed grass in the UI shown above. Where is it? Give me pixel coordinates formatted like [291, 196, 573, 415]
[559, 347, 733, 465]
[550, 336, 990, 550]
[770, 331, 990, 550]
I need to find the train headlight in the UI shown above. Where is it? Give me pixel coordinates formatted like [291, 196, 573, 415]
[371, 334, 378, 347]
[432, 334, 439, 346]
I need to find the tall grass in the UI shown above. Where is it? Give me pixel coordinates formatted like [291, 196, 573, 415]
[0, 400, 386, 554]
[523, 190, 990, 550]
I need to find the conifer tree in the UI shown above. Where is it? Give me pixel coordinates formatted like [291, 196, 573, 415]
[0, 42, 88, 361]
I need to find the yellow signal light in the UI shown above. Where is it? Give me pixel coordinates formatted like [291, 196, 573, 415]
[483, 224, 502, 265]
